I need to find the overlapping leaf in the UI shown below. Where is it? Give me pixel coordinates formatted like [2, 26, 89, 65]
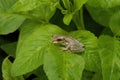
[0, 0, 26, 35]
[70, 30, 100, 71]
[44, 45, 84, 80]
[0, 13, 25, 34]
[109, 11, 120, 36]
[2, 57, 24, 80]
[98, 35, 120, 80]
[12, 0, 58, 22]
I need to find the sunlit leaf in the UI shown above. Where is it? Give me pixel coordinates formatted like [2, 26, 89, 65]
[44, 45, 85, 80]
[0, 12, 25, 34]
[70, 30, 100, 72]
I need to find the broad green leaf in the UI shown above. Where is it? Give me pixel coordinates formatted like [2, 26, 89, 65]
[12, 0, 58, 22]
[0, 12, 25, 34]
[44, 45, 85, 80]
[12, 23, 66, 76]
[28, 3, 56, 22]
[98, 35, 120, 80]
[86, 5, 120, 27]
[2, 57, 24, 80]
[12, 0, 58, 12]
[0, 42, 17, 57]
[87, 0, 120, 8]
[70, 30, 100, 72]
[87, 5, 117, 27]
[0, 0, 17, 10]
[12, 0, 41, 12]
[109, 11, 120, 36]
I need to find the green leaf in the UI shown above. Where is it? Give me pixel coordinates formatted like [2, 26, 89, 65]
[109, 11, 120, 36]
[44, 45, 85, 80]
[0, 0, 17, 10]
[12, 0, 58, 12]
[87, 0, 120, 8]
[0, 12, 25, 34]
[12, 23, 66, 76]
[60, 0, 87, 25]
[12, 0, 41, 12]
[0, 42, 17, 57]
[98, 35, 120, 80]
[2, 57, 24, 80]
[63, 13, 73, 25]
[28, 3, 56, 22]
[12, 0, 58, 22]
[86, 5, 120, 27]
[70, 30, 100, 71]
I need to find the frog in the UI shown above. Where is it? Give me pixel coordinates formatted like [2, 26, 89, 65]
[52, 34, 85, 52]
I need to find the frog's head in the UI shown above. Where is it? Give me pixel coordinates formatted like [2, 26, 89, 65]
[52, 35, 65, 43]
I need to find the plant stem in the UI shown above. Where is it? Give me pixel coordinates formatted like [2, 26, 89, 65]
[73, 7, 85, 30]
[80, 7, 85, 29]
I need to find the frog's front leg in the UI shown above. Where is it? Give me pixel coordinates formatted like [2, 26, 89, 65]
[61, 44, 70, 51]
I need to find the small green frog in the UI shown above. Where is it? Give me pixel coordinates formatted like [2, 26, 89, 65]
[52, 35, 84, 52]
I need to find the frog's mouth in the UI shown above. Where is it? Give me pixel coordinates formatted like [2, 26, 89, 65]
[52, 40, 58, 43]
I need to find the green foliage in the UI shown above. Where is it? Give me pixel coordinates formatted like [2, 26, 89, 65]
[87, 0, 120, 8]
[98, 35, 120, 80]
[2, 57, 24, 80]
[44, 45, 84, 80]
[0, 13, 25, 34]
[0, 0, 120, 80]
[109, 11, 120, 36]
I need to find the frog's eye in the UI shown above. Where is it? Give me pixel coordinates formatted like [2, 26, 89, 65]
[56, 39, 62, 41]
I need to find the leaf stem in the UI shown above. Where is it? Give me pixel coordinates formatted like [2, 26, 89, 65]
[73, 7, 85, 30]
[80, 7, 85, 29]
